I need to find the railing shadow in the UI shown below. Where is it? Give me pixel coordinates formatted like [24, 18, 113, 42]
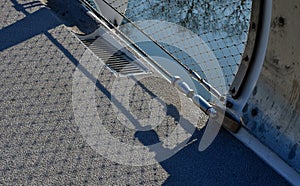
[0, 1, 289, 185]
[0, 5, 60, 51]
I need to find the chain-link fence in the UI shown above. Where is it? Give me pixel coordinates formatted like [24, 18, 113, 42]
[87, 0, 252, 97]
[0, 1, 292, 185]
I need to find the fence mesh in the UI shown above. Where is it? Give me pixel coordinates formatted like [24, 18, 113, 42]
[0, 1, 291, 185]
[89, 0, 252, 95]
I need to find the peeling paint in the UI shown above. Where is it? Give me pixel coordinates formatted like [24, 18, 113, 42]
[244, 0, 300, 173]
[273, 16, 286, 27]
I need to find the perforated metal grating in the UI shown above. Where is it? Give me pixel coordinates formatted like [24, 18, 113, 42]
[92, 0, 252, 94]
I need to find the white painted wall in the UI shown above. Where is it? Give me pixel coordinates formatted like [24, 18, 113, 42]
[242, 0, 300, 175]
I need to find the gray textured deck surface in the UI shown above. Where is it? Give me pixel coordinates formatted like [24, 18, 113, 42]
[0, 0, 289, 185]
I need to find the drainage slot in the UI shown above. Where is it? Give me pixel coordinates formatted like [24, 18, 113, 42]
[81, 36, 147, 76]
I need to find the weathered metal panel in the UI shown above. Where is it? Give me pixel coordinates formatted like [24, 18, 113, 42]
[243, 0, 300, 173]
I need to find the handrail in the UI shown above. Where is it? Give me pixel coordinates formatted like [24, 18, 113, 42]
[79, 0, 224, 101]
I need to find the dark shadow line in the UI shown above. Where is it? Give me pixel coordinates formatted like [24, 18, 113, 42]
[4, 0, 197, 138]
[45, 29, 200, 154]
[0, 8, 61, 51]
[1, 1, 289, 185]
[14, 1, 43, 11]
[21, 1, 42, 6]
[23, 3, 44, 9]
[11, 0, 32, 15]
[129, 76, 199, 134]
[44, 31, 150, 131]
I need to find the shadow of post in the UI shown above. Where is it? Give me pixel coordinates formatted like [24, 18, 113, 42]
[0, 7, 61, 51]
[0, 1, 289, 185]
